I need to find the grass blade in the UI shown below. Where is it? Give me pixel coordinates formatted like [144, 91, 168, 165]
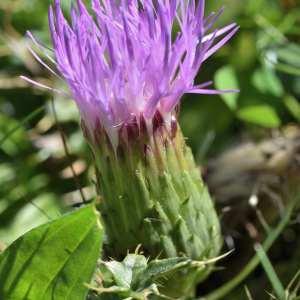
[254, 243, 285, 300]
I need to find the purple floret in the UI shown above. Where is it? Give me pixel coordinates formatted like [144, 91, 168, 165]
[47, 0, 238, 140]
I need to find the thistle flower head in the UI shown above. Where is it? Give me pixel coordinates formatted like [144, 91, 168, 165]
[48, 0, 238, 144]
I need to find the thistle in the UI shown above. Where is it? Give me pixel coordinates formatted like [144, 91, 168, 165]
[28, 0, 238, 297]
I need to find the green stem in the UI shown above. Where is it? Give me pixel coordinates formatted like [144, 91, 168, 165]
[254, 243, 285, 299]
[0, 105, 45, 146]
[202, 199, 297, 300]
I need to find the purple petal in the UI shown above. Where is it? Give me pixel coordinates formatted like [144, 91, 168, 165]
[27, 0, 238, 142]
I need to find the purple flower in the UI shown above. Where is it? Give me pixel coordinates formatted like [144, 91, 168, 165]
[28, 0, 238, 143]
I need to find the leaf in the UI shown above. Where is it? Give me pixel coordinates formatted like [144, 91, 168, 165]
[284, 95, 300, 122]
[104, 261, 132, 289]
[0, 204, 103, 300]
[252, 67, 284, 97]
[132, 257, 192, 290]
[98, 254, 195, 300]
[276, 43, 300, 68]
[122, 254, 148, 286]
[104, 254, 148, 289]
[214, 66, 239, 110]
[265, 43, 300, 76]
[237, 105, 281, 128]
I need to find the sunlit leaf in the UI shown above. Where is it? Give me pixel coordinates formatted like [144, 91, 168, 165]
[237, 105, 281, 128]
[215, 66, 239, 110]
[0, 204, 103, 300]
[284, 95, 300, 122]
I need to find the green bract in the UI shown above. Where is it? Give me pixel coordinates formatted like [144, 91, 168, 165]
[89, 116, 222, 297]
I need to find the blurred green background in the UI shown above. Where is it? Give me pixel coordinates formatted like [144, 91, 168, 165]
[0, 0, 299, 299]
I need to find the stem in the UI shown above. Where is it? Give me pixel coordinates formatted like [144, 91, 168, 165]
[0, 104, 45, 146]
[202, 199, 297, 300]
[254, 243, 285, 299]
[51, 99, 87, 203]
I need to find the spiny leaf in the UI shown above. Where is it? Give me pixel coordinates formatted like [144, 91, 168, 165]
[134, 257, 192, 289]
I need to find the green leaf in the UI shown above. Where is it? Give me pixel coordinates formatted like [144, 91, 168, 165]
[134, 257, 193, 290]
[214, 66, 239, 110]
[252, 67, 284, 97]
[284, 95, 300, 122]
[237, 105, 281, 128]
[266, 43, 300, 76]
[0, 204, 103, 300]
[276, 43, 300, 68]
[103, 254, 148, 289]
[104, 261, 132, 289]
[97, 254, 198, 300]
